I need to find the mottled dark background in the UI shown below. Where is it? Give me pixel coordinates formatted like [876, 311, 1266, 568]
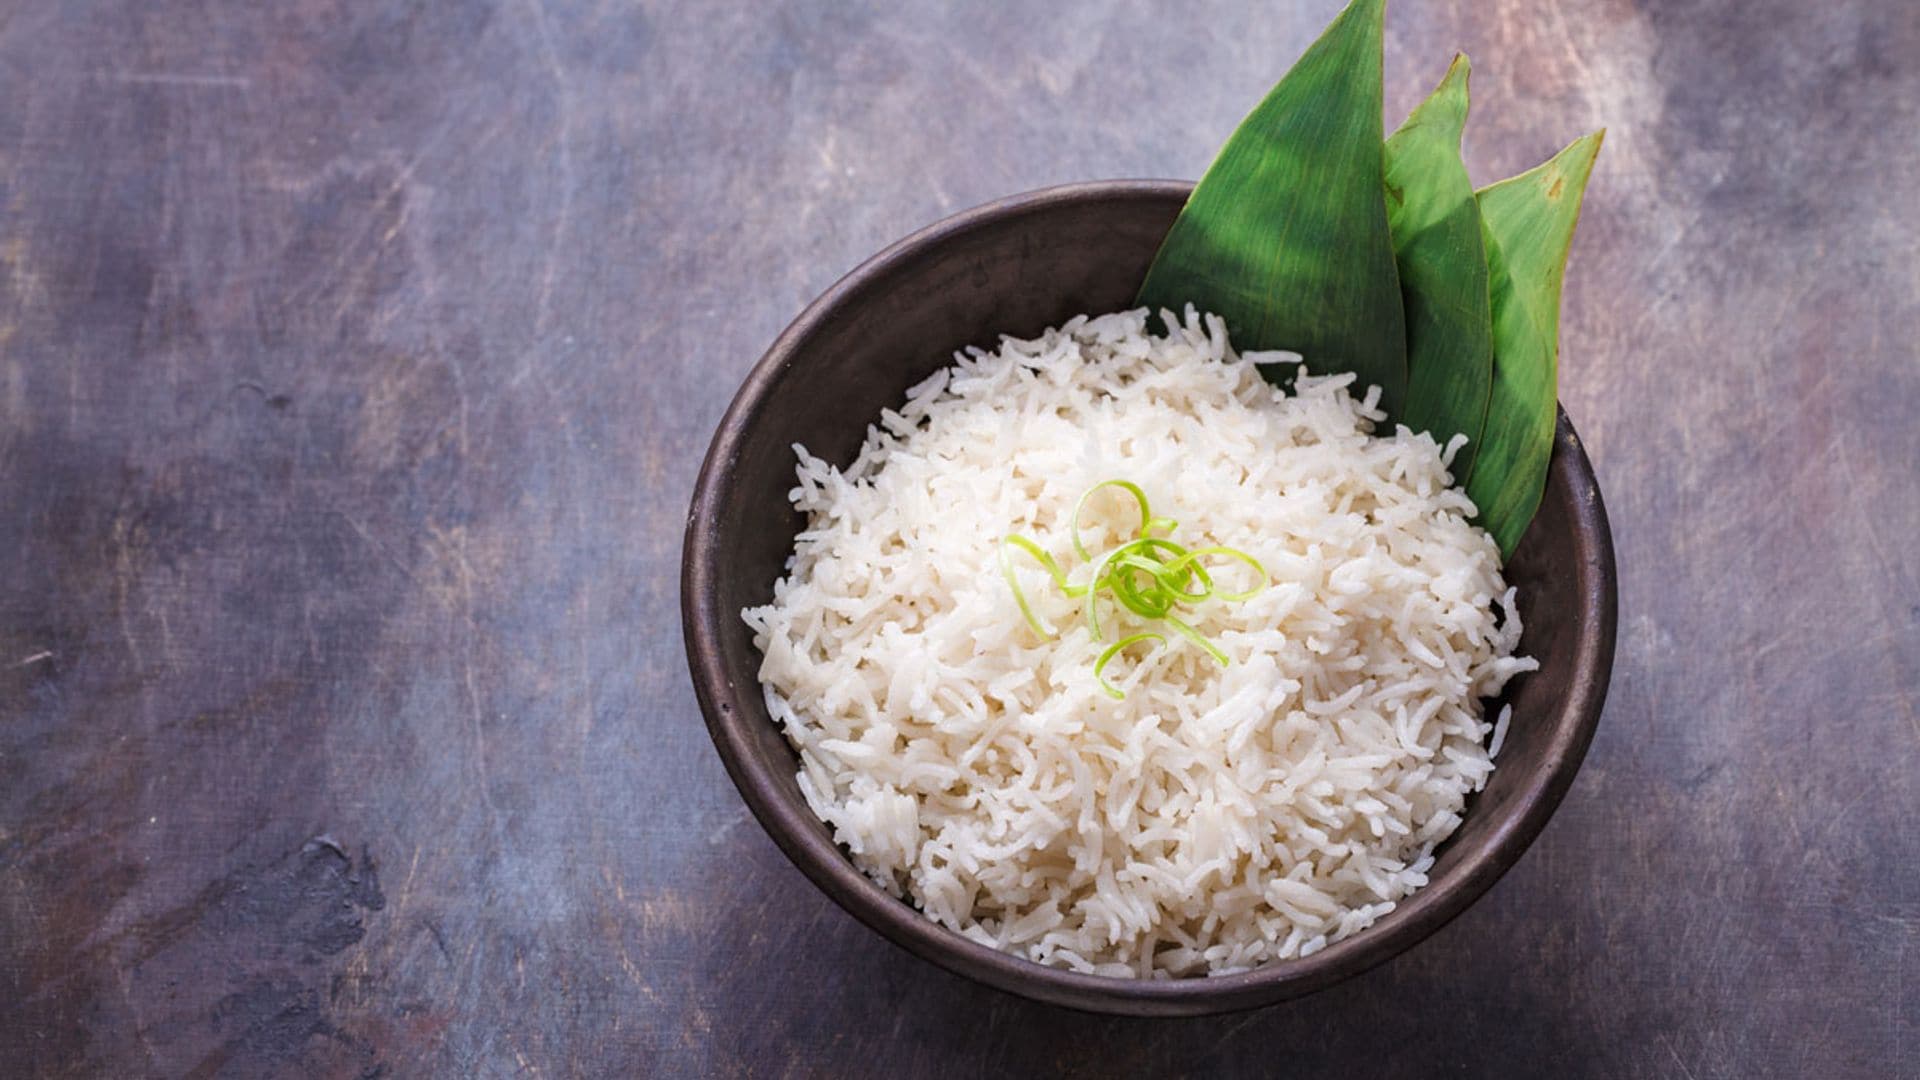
[0, 0, 1914, 1076]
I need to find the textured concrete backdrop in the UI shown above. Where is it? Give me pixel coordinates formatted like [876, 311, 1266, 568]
[0, 0, 1915, 1076]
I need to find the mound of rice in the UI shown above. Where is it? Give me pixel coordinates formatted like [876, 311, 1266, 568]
[743, 308, 1536, 977]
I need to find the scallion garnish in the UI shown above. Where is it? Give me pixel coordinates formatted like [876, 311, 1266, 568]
[1002, 480, 1268, 697]
[1094, 633, 1167, 700]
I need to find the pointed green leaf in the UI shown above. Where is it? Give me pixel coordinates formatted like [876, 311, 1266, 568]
[1467, 130, 1605, 556]
[1384, 54, 1493, 479]
[1136, 0, 1407, 417]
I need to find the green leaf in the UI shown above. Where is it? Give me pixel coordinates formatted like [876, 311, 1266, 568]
[1136, 0, 1406, 418]
[1466, 130, 1605, 557]
[1383, 54, 1493, 479]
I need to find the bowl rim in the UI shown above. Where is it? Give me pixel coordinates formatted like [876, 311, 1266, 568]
[682, 179, 1618, 1016]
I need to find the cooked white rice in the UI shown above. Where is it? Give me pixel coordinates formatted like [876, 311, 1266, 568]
[743, 308, 1536, 977]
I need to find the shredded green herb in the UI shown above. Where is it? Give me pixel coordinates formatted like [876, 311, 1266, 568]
[1095, 633, 1167, 700]
[1001, 480, 1269, 698]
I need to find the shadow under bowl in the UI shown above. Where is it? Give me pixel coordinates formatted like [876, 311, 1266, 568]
[682, 181, 1617, 1017]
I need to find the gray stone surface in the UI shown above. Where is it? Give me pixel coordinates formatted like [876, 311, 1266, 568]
[0, 0, 1914, 1075]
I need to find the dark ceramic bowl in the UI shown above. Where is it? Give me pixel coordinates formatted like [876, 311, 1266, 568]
[683, 181, 1617, 1016]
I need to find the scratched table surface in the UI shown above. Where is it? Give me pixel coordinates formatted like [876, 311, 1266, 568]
[2, 0, 1915, 1076]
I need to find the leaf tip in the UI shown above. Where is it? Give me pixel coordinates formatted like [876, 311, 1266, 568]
[1542, 129, 1606, 201]
[1434, 53, 1472, 111]
[1570, 128, 1607, 165]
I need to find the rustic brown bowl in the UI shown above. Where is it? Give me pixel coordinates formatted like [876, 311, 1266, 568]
[682, 181, 1617, 1016]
